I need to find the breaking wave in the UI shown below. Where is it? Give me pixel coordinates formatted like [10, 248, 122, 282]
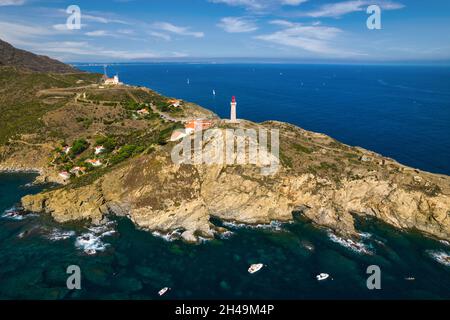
[439, 240, 450, 247]
[217, 230, 234, 240]
[75, 233, 109, 255]
[152, 229, 183, 242]
[427, 250, 450, 267]
[46, 228, 76, 241]
[75, 220, 117, 255]
[88, 221, 117, 237]
[328, 232, 373, 255]
[1, 207, 37, 221]
[222, 220, 288, 232]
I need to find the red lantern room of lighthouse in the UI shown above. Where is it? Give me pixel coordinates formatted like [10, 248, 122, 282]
[230, 96, 237, 123]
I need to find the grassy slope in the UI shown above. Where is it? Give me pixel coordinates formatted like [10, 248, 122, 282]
[0, 67, 100, 145]
[0, 66, 196, 188]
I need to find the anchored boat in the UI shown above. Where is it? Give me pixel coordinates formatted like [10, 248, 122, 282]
[316, 273, 330, 281]
[158, 287, 171, 296]
[248, 263, 264, 274]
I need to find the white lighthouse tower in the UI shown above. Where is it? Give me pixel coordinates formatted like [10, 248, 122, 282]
[230, 96, 238, 123]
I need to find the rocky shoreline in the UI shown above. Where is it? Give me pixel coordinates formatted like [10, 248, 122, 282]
[18, 120, 450, 244]
[0, 165, 62, 185]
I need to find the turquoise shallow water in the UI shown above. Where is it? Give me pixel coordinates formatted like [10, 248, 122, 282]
[0, 173, 449, 299]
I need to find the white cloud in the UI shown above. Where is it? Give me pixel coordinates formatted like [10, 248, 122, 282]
[209, 0, 265, 10]
[52, 23, 88, 32]
[52, 9, 130, 25]
[37, 41, 159, 60]
[280, 0, 307, 5]
[209, 0, 307, 10]
[0, 0, 25, 6]
[117, 29, 135, 35]
[218, 17, 258, 33]
[0, 21, 156, 61]
[269, 19, 296, 27]
[152, 22, 204, 38]
[84, 29, 146, 41]
[0, 21, 61, 45]
[82, 14, 130, 25]
[149, 31, 171, 41]
[304, 0, 404, 18]
[52, 24, 69, 31]
[85, 30, 109, 37]
[256, 21, 362, 57]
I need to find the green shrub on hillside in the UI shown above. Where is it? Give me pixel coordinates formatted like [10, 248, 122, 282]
[110, 144, 145, 165]
[70, 139, 89, 157]
[96, 136, 117, 152]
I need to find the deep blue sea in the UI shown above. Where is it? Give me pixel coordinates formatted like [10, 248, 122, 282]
[1, 64, 450, 299]
[79, 63, 450, 175]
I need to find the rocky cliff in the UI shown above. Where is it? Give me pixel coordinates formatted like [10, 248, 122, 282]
[21, 120, 450, 243]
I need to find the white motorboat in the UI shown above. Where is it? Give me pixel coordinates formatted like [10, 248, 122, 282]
[248, 263, 264, 274]
[158, 287, 170, 296]
[316, 273, 330, 281]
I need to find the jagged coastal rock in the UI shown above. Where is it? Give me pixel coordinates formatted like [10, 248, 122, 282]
[21, 121, 450, 243]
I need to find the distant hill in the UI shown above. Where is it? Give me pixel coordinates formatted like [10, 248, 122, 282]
[0, 39, 78, 73]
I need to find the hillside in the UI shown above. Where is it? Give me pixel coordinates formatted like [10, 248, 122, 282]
[0, 39, 78, 73]
[0, 67, 216, 184]
[0, 66, 100, 145]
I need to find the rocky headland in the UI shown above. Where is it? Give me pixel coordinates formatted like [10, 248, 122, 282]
[19, 119, 450, 243]
[0, 39, 449, 244]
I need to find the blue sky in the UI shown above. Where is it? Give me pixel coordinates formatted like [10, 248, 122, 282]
[0, 0, 449, 62]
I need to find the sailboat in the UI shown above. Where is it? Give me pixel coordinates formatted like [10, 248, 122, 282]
[187, 78, 190, 85]
[213, 89, 216, 96]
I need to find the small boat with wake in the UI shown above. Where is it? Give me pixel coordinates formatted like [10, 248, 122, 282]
[248, 263, 264, 274]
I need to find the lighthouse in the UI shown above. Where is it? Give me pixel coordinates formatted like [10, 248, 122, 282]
[230, 96, 237, 123]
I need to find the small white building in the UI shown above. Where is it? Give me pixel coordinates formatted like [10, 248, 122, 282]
[86, 159, 103, 167]
[104, 75, 120, 85]
[95, 146, 105, 155]
[137, 108, 150, 116]
[169, 99, 182, 108]
[59, 171, 70, 180]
